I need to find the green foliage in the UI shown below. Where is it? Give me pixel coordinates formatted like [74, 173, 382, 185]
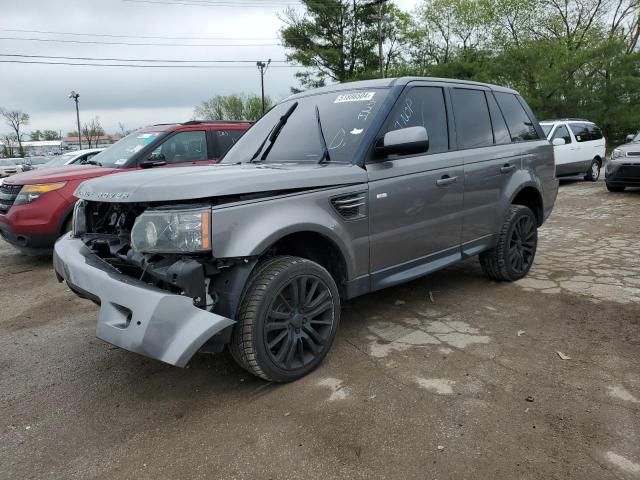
[193, 94, 272, 121]
[42, 130, 60, 140]
[282, 0, 640, 144]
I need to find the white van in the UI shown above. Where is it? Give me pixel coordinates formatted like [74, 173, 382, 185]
[540, 119, 606, 181]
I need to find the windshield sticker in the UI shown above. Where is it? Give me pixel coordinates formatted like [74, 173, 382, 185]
[334, 91, 376, 103]
[132, 145, 144, 152]
[137, 133, 154, 138]
[115, 159, 127, 165]
[350, 128, 364, 135]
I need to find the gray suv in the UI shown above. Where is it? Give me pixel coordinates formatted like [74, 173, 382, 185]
[53, 77, 558, 382]
[605, 132, 640, 191]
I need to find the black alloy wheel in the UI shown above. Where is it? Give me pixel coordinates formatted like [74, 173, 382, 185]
[508, 214, 537, 275]
[264, 275, 335, 370]
[230, 256, 340, 382]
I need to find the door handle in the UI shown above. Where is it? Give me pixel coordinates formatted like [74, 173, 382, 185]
[436, 175, 458, 186]
[500, 164, 516, 174]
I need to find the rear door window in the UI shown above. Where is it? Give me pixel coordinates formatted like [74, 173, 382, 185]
[552, 125, 572, 144]
[494, 92, 540, 142]
[569, 123, 591, 142]
[214, 129, 246, 158]
[451, 89, 493, 149]
[383, 86, 450, 155]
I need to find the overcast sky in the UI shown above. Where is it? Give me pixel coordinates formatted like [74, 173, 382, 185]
[0, 0, 418, 136]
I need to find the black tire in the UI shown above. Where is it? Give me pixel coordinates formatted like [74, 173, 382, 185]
[584, 159, 601, 181]
[479, 205, 538, 282]
[229, 256, 340, 382]
[606, 184, 625, 192]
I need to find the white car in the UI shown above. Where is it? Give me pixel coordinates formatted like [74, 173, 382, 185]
[39, 148, 104, 169]
[0, 159, 24, 177]
[540, 119, 606, 181]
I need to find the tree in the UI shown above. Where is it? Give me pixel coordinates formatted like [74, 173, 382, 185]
[30, 130, 42, 141]
[42, 130, 60, 140]
[1, 109, 30, 157]
[280, 0, 383, 89]
[81, 117, 105, 148]
[1, 133, 18, 158]
[193, 94, 272, 121]
[118, 122, 132, 137]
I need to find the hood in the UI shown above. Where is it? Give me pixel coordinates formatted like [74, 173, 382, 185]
[75, 163, 368, 203]
[3, 165, 117, 186]
[615, 142, 640, 156]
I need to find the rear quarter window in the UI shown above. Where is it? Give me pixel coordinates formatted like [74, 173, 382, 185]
[494, 92, 540, 142]
[587, 124, 603, 140]
[569, 123, 591, 142]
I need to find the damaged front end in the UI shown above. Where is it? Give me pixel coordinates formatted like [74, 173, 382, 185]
[54, 199, 255, 366]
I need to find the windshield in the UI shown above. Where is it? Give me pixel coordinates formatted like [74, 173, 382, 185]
[631, 132, 640, 143]
[89, 131, 164, 168]
[0, 159, 19, 166]
[223, 88, 389, 164]
[43, 154, 77, 167]
[541, 124, 553, 137]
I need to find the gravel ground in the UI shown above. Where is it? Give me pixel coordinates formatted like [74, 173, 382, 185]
[1, 180, 639, 480]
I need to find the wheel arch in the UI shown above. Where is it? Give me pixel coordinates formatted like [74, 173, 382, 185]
[510, 185, 544, 226]
[258, 230, 350, 297]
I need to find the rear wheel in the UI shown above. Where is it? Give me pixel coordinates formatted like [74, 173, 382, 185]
[229, 256, 340, 382]
[584, 159, 601, 181]
[480, 205, 538, 282]
[606, 184, 625, 192]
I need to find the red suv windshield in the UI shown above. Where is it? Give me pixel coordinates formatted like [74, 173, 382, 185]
[90, 131, 166, 168]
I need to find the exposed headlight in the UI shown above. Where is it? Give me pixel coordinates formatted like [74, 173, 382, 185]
[14, 182, 67, 205]
[131, 207, 211, 253]
[72, 200, 87, 237]
[611, 149, 624, 159]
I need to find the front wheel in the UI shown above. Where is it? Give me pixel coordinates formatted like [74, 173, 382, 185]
[229, 256, 341, 382]
[480, 205, 538, 282]
[606, 184, 625, 192]
[584, 159, 601, 181]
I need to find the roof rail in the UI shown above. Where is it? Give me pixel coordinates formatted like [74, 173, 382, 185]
[181, 120, 253, 125]
[541, 118, 591, 123]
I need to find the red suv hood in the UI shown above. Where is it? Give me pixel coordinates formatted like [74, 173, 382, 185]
[3, 165, 119, 185]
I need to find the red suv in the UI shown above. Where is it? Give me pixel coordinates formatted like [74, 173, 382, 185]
[0, 121, 251, 253]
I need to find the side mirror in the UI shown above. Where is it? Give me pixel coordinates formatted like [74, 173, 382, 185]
[140, 153, 167, 168]
[626, 134, 635, 142]
[376, 126, 429, 156]
[552, 138, 566, 146]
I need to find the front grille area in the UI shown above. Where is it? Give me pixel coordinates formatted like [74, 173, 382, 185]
[616, 165, 640, 179]
[626, 151, 640, 157]
[0, 184, 22, 214]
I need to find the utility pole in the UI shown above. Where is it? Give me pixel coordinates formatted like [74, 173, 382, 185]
[377, 0, 384, 78]
[256, 59, 271, 116]
[366, 0, 387, 79]
[68, 91, 82, 150]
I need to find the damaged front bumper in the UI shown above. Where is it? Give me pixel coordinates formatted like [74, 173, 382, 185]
[53, 234, 235, 367]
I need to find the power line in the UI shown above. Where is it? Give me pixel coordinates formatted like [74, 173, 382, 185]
[121, 0, 299, 6]
[0, 53, 292, 64]
[0, 28, 282, 41]
[0, 59, 305, 68]
[0, 36, 281, 47]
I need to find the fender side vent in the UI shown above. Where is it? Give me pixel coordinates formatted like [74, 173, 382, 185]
[331, 191, 368, 221]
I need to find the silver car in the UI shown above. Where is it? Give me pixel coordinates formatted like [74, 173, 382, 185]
[54, 77, 558, 382]
[605, 133, 640, 191]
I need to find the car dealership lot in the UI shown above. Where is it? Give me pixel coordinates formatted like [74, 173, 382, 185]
[1, 181, 639, 480]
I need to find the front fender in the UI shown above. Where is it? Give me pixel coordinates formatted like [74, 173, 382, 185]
[210, 186, 370, 280]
